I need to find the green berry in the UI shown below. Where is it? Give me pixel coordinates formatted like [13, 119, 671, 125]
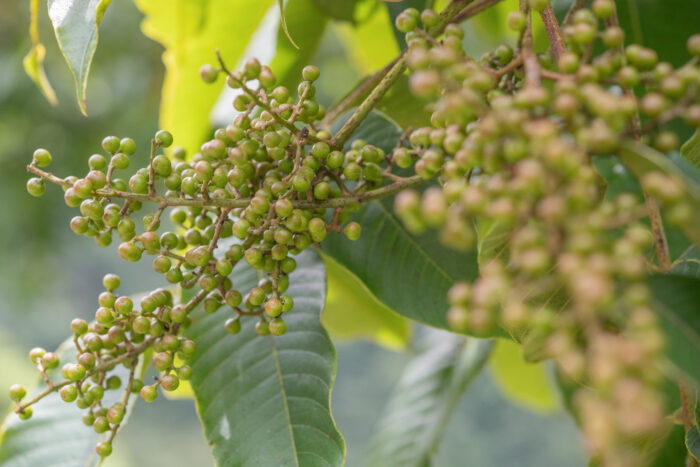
[95, 442, 112, 457]
[103, 273, 120, 291]
[102, 136, 120, 154]
[302, 65, 320, 82]
[61, 363, 86, 381]
[344, 221, 362, 241]
[18, 407, 33, 420]
[155, 130, 173, 147]
[200, 64, 219, 83]
[269, 318, 287, 336]
[255, 320, 270, 335]
[32, 148, 52, 167]
[140, 385, 158, 402]
[26, 177, 45, 197]
[120, 137, 136, 155]
[60, 385, 78, 402]
[118, 242, 143, 262]
[225, 317, 242, 334]
[9, 384, 26, 402]
[160, 374, 179, 391]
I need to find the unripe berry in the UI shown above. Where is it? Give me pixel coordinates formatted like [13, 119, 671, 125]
[95, 442, 112, 457]
[9, 384, 26, 402]
[225, 317, 242, 334]
[18, 407, 33, 420]
[152, 352, 172, 372]
[26, 177, 45, 197]
[200, 64, 219, 83]
[32, 148, 52, 167]
[118, 242, 143, 262]
[344, 222, 362, 241]
[302, 65, 320, 82]
[60, 385, 78, 402]
[269, 318, 287, 336]
[255, 320, 270, 335]
[160, 374, 179, 391]
[41, 352, 59, 369]
[507, 11, 525, 32]
[120, 137, 136, 155]
[102, 136, 121, 154]
[688, 34, 700, 57]
[61, 363, 86, 381]
[29, 347, 46, 363]
[140, 385, 157, 402]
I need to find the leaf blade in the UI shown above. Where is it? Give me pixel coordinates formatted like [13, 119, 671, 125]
[185, 250, 345, 466]
[365, 331, 493, 467]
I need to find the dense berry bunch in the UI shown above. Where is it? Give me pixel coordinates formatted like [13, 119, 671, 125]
[16, 56, 429, 457]
[391, 3, 699, 466]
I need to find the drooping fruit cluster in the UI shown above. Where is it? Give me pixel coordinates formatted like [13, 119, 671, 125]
[391, 4, 699, 466]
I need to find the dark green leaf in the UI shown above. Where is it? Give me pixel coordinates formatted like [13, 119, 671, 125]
[681, 129, 700, 169]
[312, 0, 359, 21]
[184, 250, 345, 466]
[648, 273, 700, 385]
[322, 111, 482, 335]
[0, 336, 149, 466]
[47, 0, 112, 115]
[365, 330, 493, 467]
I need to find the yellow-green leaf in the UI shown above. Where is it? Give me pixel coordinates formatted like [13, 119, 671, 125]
[681, 129, 700, 168]
[133, 0, 274, 156]
[334, 4, 398, 74]
[23, 0, 58, 106]
[489, 339, 558, 413]
[322, 253, 411, 351]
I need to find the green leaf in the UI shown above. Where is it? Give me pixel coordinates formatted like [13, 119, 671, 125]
[24, 0, 58, 107]
[681, 129, 700, 169]
[312, 0, 359, 22]
[322, 253, 411, 351]
[647, 273, 700, 385]
[133, 0, 274, 156]
[618, 142, 700, 247]
[489, 339, 557, 413]
[475, 217, 511, 267]
[0, 336, 149, 466]
[687, 426, 700, 461]
[322, 111, 484, 335]
[365, 331, 493, 467]
[184, 249, 345, 466]
[47, 0, 112, 115]
[269, 0, 328, 91]
[376, 74, 431, 128]
[334, 4, 399, 74]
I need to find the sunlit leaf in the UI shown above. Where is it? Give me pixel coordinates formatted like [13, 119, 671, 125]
[322, 253, 411, 351]
[133, 0, 274, 156]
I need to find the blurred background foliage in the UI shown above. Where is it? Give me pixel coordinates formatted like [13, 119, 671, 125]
[10, 0, 699, 464]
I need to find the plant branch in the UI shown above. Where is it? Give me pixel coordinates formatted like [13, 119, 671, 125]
[28, 164, 433, 210]
[539, 5, 565, 65]
[331, 52, 408, 149]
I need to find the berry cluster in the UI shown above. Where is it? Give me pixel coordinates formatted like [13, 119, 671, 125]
[17, 56, 429, 457]
[392, 3, 699, 466]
